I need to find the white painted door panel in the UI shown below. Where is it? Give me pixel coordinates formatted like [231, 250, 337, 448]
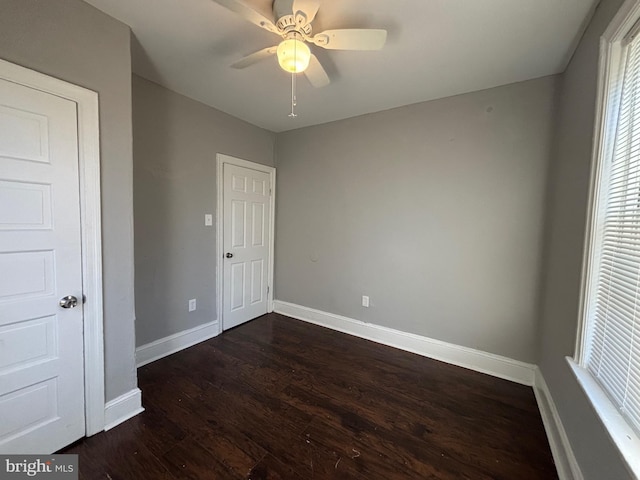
[223, 164, 270, 330]
[0, 79, 85, 453]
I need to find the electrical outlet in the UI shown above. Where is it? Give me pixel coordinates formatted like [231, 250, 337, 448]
[362, 295, 370, 308]
[205, 214, 213, 226]
[188, 298, 196, 312]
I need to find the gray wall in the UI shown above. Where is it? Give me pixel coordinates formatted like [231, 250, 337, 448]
[274, 76, 557, 363]
[0, 0, 137, 402]
[537, 0, 633, 478]
[132, 75, 275, 346]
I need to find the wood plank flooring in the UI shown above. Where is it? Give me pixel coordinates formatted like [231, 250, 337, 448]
[61, 313, 557, 479]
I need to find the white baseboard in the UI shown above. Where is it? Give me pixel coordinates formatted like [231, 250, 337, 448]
[533, 368, 583, 480]
[104, 388, 144, 431]
[273, 300, 536, 386]
[136, 320, 220, 367]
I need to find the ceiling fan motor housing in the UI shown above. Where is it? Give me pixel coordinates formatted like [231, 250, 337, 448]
[274, 0, 313, 36]
[276, 15, 312, 35]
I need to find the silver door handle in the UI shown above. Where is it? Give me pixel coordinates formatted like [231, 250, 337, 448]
[225, 252, 233, 258]
[59, 295, 78, 309]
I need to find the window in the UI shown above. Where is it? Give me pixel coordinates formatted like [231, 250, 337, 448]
[583, 27, 640, 436]
[572, 0, 640, 474]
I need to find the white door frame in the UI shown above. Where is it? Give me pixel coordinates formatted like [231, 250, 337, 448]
[216, 153, 275, 334]
[0, 58, 105, 435]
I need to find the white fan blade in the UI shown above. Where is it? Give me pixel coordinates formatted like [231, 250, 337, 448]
[292, 0, 320, 25]
[312, 29, 387, 50]
[212, 0, 278, 34]
[304, 54, 330, 88]
[231, 46, 277, 69]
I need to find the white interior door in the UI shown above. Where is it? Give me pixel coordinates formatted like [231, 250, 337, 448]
[0, 78, 85, 453]
[223, 163, 271, 330]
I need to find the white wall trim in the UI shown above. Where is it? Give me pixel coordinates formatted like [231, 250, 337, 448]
[216, 154, 276, 334]
[103, 388, 144, 431]
[533, 367, 583, 480]
[0, 58, 106, 435]
[273, 300, 536, 386]
[136, 320, 220, 367]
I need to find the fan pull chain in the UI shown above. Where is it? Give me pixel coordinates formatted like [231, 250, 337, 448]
[289, 71, 297, 118]
[289, 39, 298, 118]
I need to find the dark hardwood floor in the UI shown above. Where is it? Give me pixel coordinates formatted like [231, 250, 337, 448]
[62, 313, 557, 479]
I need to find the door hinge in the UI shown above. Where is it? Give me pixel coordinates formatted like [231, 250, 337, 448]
[267, 286, 270, 294]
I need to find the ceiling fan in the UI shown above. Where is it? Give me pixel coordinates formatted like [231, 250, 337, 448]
[213, 0, 388, 88]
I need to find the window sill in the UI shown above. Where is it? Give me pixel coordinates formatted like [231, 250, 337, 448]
[566, 357, 640, 478]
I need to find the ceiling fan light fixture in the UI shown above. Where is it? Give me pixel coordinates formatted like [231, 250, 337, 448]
[277, 38, 310, 73]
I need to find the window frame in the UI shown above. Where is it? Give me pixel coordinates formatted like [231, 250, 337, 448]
[571, 0, 640, 476]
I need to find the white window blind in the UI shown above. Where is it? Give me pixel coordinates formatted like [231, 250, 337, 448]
[585, 32, 640, 435]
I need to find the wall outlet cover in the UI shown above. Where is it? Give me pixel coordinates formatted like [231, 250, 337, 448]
[188, 299, 197, 312]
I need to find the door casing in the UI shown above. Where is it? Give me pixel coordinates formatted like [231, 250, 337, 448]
[0, 58, 105, 435]
[216, 153, 275, 334]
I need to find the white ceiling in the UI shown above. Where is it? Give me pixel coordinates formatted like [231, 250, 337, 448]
[84, 0, 598, 132]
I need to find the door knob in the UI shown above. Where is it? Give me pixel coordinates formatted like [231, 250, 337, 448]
[225, 252, 233, 258]
[59, 295, 78, 309]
